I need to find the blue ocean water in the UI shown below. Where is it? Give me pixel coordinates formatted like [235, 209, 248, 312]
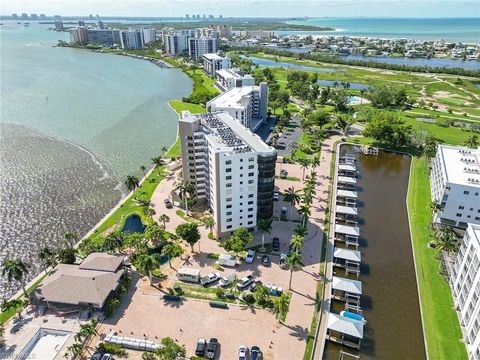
[285, 17, 480, 43]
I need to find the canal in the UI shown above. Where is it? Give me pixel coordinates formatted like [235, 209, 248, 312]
[324, 145, 426, 359]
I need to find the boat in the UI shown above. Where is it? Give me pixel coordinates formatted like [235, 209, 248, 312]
[341, 310, 367, 324]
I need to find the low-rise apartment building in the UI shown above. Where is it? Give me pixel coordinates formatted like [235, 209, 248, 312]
[450, 223, 480, 360]
[430, 145, 480, 228]
[202, 53, 231, 77]
[215, 69, 255, 92]
[178, 111, 276, 237]
[206, 84, 268, 131]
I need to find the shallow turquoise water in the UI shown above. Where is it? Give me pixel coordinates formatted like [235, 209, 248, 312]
[0, 21, 192, 297]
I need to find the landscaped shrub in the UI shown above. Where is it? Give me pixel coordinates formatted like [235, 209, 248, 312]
[105, 298, 120, 318]
[215, 288, 225, 299]
[208, 232, 215, 240]
[97, 343, 128, 358]
[242, 293, 255, 304]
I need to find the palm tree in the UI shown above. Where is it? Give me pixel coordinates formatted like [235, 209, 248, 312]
[283, 187, 301, 221]
[144, 207, 156, 219]
[285, 251, 304, 290]
[161, 242, 183, 269]
[161, 146, 169, 157]
[257, 218, 272, 250]
[135, 198, 151, 208]
[429, 200, 442, 215]
[272, 293, 290, 322]
[65, 343, 84, 359]
[177, 181, 195, 215]
[253, 284, 270, 304]
[64, 231, 78, 248]
[137, 254, 159, 285]
[1, 258, 30, 297]
[290, 235, 305, 253]
[102, 232, 124, 253]
[151, 156, 165, 168]
[230, 277, 241, 298]
[297, 204, 311, 227]
[125, 175, 140, 192]
[434, 227, 459, 254]
[74, 320, 98, 343]
[310, 155, 321, 170]
[464, 134, 479, 148]
[38, 247, 55, 274]
[201, 216, 215, 236]
[159, 214, 170, 229]
[294, 225, 308, 237]
[140, 165, 147, 179]
[1, 299, 24, 319]
[298, 158, 311, 180]
[335, 113, 354, 136]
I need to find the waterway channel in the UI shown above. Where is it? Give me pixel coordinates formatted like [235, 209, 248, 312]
[323, 144, 426, 359]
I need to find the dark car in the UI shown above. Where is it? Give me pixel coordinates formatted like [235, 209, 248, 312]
[272, 238, 280, 252]
[251, 346, 262, 360]
[205, 338, 219, 359]
[262, 255, 270, 266]
[90, 353, 103, 360]
[164, 198, 173, 208]
[195, 338, 207, 356]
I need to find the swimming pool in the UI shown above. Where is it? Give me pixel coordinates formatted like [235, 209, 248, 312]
[348, 96, 361, 103]
[16, 328, 71, 360]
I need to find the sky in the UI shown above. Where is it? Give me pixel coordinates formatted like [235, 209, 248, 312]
[1, 0, 479, 18]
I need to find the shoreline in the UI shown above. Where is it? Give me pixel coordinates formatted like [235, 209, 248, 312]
[4, 51, 185, 304]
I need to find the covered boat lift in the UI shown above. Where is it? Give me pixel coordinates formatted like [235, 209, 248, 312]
[338, 164, 358, 177]
[327, 313, 364, 350]
[334, 224, 360, 250]
[334, 247, 361, 277]
[332, 276, 362, 306]
[337, 190, 358, 207]
[336, 205, 358, 225]
[337, 176, 357, 190]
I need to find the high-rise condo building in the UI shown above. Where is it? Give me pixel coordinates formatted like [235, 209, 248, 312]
[207, 84, 268, 131]
[189, 37, 219, 60]
[69, 27, 89, 45]
[163, 30, 195, 55]
[178, 112, 277, 237]
[120, 29, 145, 50]
[84, 29, 121, 46]
[143, 29, 156, 44]
[215, 69, 255, 92]
[450, 223, 480, 360]
[202, 52, 231, 77]
[430, 145, 480, 228]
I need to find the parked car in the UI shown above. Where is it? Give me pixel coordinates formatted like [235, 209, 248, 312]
[195, 338, 207, 356]
[262, 255, 270, 266]
[238, 345, 249, 360]
[251, 346, 262, 360]
[100, 355, 112, 360]
[249, 280, 262, 292]
[200, 272, 221, 286]
[273, 192, 280, 201]
[279, 253, 287, 269]
[237, 275, 254, 290]
[272, 237, 280, 252]
[265, 283, 284, 296]
[205, 338, 219, 359]
[90, 353, 103, 360]
[164, 198, 173, 208]
[219, 273, 236, 287]
[279, 169, 288, 178]
[245, 249, 256, 264]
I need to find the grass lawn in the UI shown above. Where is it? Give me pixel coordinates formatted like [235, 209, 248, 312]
[169, 99, 205, 114]
[407, 157, 467, 360]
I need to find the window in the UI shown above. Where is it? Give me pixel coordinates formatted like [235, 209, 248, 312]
[248, 194, 254, 198]
[226, 197, 232, 202]
[240, 181, 243, 185]
[464, 190, 470, 195]
[226, 211, 232, 216]
[226, 168, 232, 173]
[248, 214, 253, 218]
[226, 225, 232, 229]
[248, 172, 254, 177]
[248, 180, 254, 184]
[240, 196, 243, 199]
[459, 206, 465, 210]
[248, 208, 253, 212]
[248, 201, 254, 205]
[226, 218, 232, 223]
[248, 165, 254, 169]
[248, 221, 253, 225]
[456, 213, 462, 217]
[226, 204, 232, 209]
[226, 160, 232, 165]
[226, 183, 232, 188]
[188, 150, 194, 154]
[240, 159, 243, 162]
[226, 176, 232, 180]
[187, 136, 193, 140]
[249, 157, 255, 162]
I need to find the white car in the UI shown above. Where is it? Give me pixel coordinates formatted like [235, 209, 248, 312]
[238, 345, 248, 360]
[200, 272, 220, 286]
[245, 249, 256, 264]
[273, 192, 280, 201]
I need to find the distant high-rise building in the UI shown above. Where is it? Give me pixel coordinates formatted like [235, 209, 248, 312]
[40, 14, 46, 20]
[21, 13, 28, 19]
[219, 15, 223, 19]
[203, 14, 206, 19]
[163, 30, 195, 55]
[97, 20, 105, 29]
[54, 16, 64, 31]
[12, 14, 18, 19]
[78, 20, 85, 26]
[89, 14, 93, 18]
[30, 14, 38, 20]
[70, 27, 88, 44]
[120, 29, 144, 50]
[87, 29, 121, 46]
[142, 28, 156, 44]
[208, 15, 214, 19]
[196, 14, 201, 19]
[186, 14, 190, 20]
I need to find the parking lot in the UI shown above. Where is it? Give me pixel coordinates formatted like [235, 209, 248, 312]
[97, 159, 328, 359]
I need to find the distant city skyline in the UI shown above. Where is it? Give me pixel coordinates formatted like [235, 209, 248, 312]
[2, 0, 479, 18]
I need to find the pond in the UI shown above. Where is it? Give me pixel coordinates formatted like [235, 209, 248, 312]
[243, 55, 335, 73]
[324, 145, 426, 359]
[317, 80, 370, 90]
[122, 214, 145, 233]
